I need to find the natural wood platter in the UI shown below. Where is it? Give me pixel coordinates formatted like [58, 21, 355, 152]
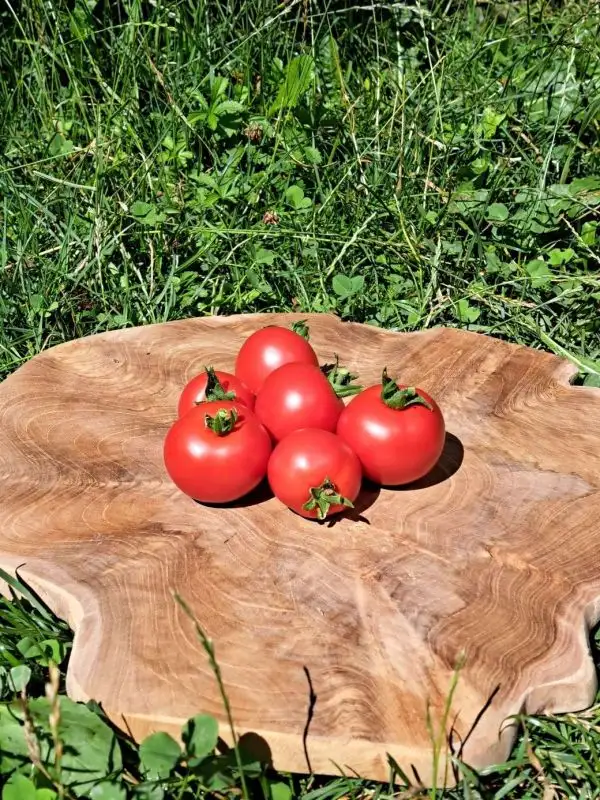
[1, 313, 600, 785]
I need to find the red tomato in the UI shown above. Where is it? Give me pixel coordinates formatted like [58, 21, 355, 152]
[255, 362, 344, 442]
[268, 429, 362, 519]
[235, 325, 318, 394]
[178, 367, 254, 417]
[337, 369, 445, 486]
[163, 401, 271, 503]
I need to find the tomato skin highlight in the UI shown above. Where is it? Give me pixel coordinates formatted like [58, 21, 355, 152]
[255, 362, 344, 442]
[336, 385, 445, 486]
[163, 401, 271, 503]
[268, 429, 362, 519]
[235, 325, 319, 394]
[178, 370, 254, 417]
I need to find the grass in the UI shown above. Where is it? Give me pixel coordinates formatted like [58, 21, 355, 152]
[1, 0, 600, 796]
[1, 0, 600, 382]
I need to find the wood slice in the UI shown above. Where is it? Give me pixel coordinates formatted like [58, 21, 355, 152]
[1, 313, 600, 785]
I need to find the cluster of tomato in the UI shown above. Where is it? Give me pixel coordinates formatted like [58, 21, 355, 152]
[163, 322, 445, 520]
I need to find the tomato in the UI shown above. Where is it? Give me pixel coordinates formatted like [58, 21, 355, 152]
[235, 324, 318, 394]
[337, 369, 445, 486]
[163, 401, 271, 503]
[268, 429, 362, 519]
[178, 367, 254, 417]
[255, 362, 344, 442]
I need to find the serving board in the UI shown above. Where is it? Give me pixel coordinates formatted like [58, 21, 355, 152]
[1, 313, 600, 786]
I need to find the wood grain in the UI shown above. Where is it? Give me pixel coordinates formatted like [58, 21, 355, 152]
[1, 313, 600, 785]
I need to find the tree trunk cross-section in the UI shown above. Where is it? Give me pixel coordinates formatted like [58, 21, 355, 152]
[1, 313, 600, 785]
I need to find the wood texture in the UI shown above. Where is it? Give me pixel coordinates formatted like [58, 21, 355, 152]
[1, 313, 600, 785]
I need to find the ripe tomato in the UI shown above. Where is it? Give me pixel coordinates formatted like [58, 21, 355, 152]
[178, 367, 254, 417]
[268, 429, 362, 520]
[235, 324, 318, 394]
[337, 369, 445, 486]
[255, 362, 343, 442]
[163, 401, 271, 503]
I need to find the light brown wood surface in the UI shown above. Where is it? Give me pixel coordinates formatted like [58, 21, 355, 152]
[1, 313, 600, 785]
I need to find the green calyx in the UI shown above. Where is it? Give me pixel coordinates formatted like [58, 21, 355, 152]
[380, 368, 432, 410]
[291, 319, 310, 340]
[204, 407, 238, 436]
[321, 354, 363, 398]
[302, 477, 354, 520]
[198, 366, 236, 403]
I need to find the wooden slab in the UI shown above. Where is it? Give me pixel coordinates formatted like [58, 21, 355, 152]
[1, 313, 600, 785]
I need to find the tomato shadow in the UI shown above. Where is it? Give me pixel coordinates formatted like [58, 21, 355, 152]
[194, 477, 274, 510]
[385, 431, 464, 492]
[326, 482, 380, 527]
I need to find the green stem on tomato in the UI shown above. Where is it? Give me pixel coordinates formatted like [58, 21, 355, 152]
[380, 367, 432, 410]
[302, 477, 354, 520]
[199, 366, 236, 403]
[291, 319, 310, 340]
[321, 354, 363, 398]
[204, 408, 238, 435]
